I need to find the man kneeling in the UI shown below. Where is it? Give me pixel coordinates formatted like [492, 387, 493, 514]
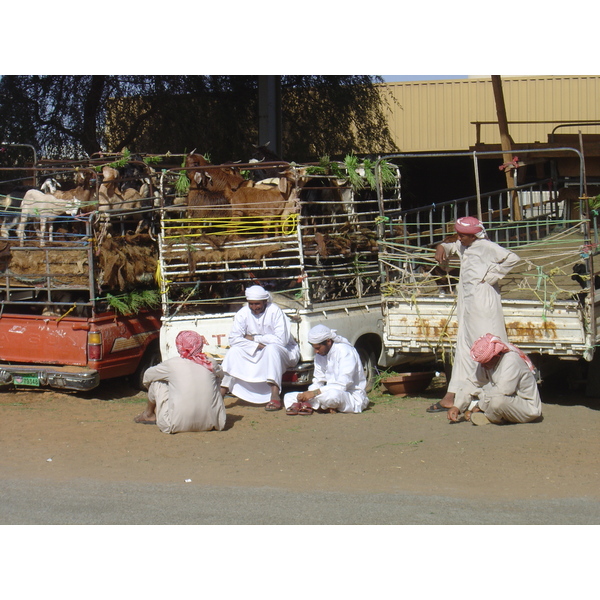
[283, 324, 369, 415]
[447, 333, 542, 425]
[134, 330, 226, 433]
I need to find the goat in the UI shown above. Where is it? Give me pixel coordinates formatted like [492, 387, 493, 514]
[53, 170, 94, 206]
[95, 165, 159, 237]
[97, 166, 123, 211]
[117, 154, 148, 194]
[186, 183, 235, 221]
[228, 173, 300, 237]
[48, 170, 96, 238]
[89, 166, 123, 242]
[1, 186, 29, 238]
[16, 184, 81, 246]
[250, 142, 289, 180]
[120, 178, 159, 234]
[185, 152, 248, 193]
[2, 178, 61, 239]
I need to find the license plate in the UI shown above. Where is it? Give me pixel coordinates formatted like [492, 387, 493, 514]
[14, 374, 40, 387]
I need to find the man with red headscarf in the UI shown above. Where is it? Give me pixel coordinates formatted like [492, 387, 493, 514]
[447, 333, 542, 425]
[427, 216, 520, 413]
[133, 330, 226, 433]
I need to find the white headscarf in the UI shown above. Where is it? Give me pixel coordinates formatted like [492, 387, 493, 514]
[307, 324, 351, 346]
[245, 285, 271, 301]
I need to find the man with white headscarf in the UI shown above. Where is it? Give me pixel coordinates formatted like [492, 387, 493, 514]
[447, 333, 542, 425]
[220, 285, 300, 411]
[282, 324, 368, 415]
[427, 216, 520, 414]
[134, 330, 226, 433]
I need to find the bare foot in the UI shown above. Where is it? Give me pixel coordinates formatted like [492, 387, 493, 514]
[438, 391, 456, 409]
[134, 413, 156, 425]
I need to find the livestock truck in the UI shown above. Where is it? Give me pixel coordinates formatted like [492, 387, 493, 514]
[0, 161, 162, 391]
[375, 148, 600, 396]
[156, 158, 404, 390]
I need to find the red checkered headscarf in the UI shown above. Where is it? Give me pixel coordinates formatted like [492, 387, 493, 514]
[470, 333, 535, 372]
[175, 330, 213, 372]
[470, 334, 509, 364]
[455, 216, 485, 236]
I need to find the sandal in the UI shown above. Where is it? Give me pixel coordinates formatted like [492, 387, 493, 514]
[265, 399, 282, 411]
[426, 402, 449, 413]
[298, 401, 313, 415]
[286, 402, 301, 415]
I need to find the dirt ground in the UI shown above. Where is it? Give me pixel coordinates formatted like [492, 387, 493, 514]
[2, 373, 600, 502]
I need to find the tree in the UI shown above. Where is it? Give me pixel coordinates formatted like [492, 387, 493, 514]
[0, 75, 397, 163]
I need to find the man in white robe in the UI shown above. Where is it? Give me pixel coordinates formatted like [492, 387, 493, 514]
[220, 285, 300, 411]
[427, 216, 520, 413]
[283, 324, 368, 415]
[447, 333, 542, 425]
[134, 330, 226, 433]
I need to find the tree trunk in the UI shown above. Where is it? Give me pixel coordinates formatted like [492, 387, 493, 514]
[81, 75, 106, 156]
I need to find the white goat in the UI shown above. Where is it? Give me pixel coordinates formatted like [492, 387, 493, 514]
[17, 178, 81, 246]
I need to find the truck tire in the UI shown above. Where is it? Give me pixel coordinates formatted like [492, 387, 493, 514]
[355, 344, 377, 393]
[131, 341, 162, 391]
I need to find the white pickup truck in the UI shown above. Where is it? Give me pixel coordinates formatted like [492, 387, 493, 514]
[157, 158, 404, 390]
[375, 149, 600, 395]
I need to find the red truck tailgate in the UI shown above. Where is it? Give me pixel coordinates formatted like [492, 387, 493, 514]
[0, 313, 89, 365]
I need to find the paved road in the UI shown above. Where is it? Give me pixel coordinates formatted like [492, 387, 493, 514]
[2, 478, 599, 525]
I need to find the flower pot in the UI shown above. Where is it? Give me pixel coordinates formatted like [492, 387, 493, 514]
[381, 372, 435, 396]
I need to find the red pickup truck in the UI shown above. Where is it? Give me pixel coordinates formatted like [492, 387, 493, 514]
[0, 215, 162, 392]
[0, 308, 161, 391]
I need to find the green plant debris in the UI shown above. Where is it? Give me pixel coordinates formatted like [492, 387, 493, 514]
[374, 439, 424, 448]
[105, 290, 160, 315]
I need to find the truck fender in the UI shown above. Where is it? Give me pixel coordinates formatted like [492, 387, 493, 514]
[130, 340, 162, 391]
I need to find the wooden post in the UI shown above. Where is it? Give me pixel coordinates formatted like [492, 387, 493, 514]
[491, 75, 521, 220]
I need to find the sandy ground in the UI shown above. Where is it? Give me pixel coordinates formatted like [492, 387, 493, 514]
[2, 374, 599, 502]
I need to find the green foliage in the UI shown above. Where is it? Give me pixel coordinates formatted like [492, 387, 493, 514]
[175, 171, 190, 196]
[108, 148, 131, 169]
[344, 154, 366, 190]
[590, 195, 600, 211]
[105, 290, 160, 315]
[306, 155, 398, 193]
[379, 162, 398, 188]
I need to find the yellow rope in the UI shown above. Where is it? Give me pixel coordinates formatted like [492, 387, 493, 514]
[56, 304, 77, 323]
[163, 214, 298, 239]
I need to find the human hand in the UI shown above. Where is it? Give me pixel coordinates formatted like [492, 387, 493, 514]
[447, 406, 460, 422]
[434, 245, 446, 264]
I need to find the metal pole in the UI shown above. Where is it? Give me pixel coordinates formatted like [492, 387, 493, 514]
[1, 142, 38, 187]
[473, 151, 482, 221]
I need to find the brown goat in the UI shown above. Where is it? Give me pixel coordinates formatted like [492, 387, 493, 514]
[54, 170, 94, 207]
[228, 174, 299, 237]
[185, 153, 247, 193]
[186, 183, 235, 220]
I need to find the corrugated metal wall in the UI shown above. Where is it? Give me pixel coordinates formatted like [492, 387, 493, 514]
[379, 76, 600, 152]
